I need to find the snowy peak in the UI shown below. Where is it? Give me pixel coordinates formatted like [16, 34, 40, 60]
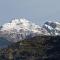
[1, 18, 48, 34]
[1, 19, 30, 31]
[43, 21, 60, 35]
[0, 18, 49, 42]
[1, 18, 41, 33]
[1, 18, 60, 42]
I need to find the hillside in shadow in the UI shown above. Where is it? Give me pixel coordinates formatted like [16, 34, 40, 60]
[0, 36, 60, 60]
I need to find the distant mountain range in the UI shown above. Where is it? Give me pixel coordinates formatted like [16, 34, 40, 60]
[0, 18, 60, 43]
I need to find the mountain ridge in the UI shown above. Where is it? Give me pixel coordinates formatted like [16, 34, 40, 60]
[0, 18, 60, 43]
[0, 18, 49, 42]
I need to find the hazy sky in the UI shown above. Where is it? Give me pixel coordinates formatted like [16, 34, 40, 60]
[0, 0, 60, 25]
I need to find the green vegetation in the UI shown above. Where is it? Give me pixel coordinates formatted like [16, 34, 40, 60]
[0, 36, 60, 60]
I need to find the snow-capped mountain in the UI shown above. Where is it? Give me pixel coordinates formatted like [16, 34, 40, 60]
[0, 18, 48, 42]
[0, 18, 60, 43]
[43, 21, 60, 35]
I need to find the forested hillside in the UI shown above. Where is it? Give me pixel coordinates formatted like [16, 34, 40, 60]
[0, 36, 60, 60]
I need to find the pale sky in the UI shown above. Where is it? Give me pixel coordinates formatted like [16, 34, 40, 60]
[0, 0, 60, 25]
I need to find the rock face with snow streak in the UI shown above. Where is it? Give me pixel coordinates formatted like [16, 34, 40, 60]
[43, 21, 60, 35]
[0, 18, 48, 42]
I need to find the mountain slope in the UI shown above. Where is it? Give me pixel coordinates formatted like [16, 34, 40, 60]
[43, 21, 60, 35]
[0, 36, 60, 60]
[0, 18, 49, 42]
[0, 19, 60, 43]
